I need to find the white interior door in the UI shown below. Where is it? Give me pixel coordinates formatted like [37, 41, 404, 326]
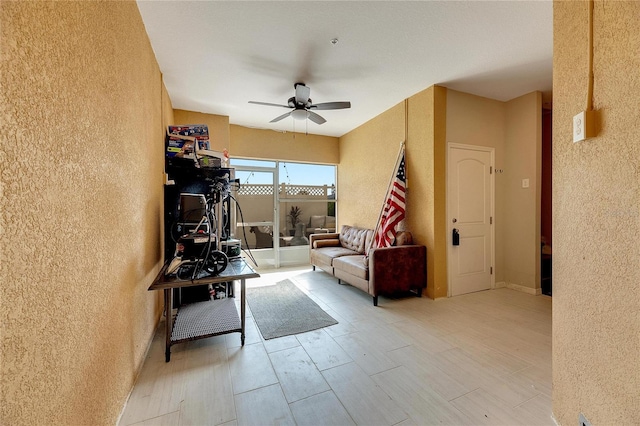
[448, 144, 494, 296]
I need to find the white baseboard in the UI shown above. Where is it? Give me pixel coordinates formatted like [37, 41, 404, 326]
[506, 282, 542, 295]
[493, 281, 506, 289]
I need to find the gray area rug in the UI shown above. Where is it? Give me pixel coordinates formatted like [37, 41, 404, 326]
[246, 279, 338, 340]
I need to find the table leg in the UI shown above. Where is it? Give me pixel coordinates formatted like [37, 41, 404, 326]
[164, 288, 172, 362]
[240, 278, 246, 345]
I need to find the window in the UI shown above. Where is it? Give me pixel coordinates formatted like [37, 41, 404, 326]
[231, 158, 337, 267]
[278, 162, 336, 244]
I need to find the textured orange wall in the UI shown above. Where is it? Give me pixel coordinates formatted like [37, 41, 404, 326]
[432, 86, 448, 299]
[339, 103, 405, 229]
[230, 124, 339, 164]
[406, 90, 436, 297]
[0, 2, 169, 424]
[553, 1, 640, 423]
[173, 109, 230, 151]
[405, 86, 448, 299]
[338, 87, 446, 298]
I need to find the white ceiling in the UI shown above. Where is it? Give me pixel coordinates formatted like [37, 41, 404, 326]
[137, 1, 552, 138]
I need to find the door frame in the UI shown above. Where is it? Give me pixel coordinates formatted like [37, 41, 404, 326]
[234, 164, 280, 266]
[446, 143, 496, 297]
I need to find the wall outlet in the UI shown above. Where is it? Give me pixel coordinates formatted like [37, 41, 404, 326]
[573, 110, 596, 143]
[522, 178, 530, 188]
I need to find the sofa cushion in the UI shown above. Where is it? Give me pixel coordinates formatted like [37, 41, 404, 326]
[333, 255, 369, 281]
[313, 239, 340, 249]
[339, 225, 372, 254]
[311, 246, 360, 266]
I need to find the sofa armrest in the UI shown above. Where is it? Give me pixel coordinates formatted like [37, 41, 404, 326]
[368, 245, 427, 296]
[309, 232, 340, 247]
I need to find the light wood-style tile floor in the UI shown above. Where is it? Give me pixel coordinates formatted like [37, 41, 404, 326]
[119, 266, 553, 426]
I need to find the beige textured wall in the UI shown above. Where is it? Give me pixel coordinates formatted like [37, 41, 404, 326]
[447, 89, 541, 291]
[446, 90, 506, 284]
[504, 92, 542, 291]
[173, 109, 230, 151]
[230, 125, 339, 164]
[1, 2, 168, 424]
[553, 1, 640, 424]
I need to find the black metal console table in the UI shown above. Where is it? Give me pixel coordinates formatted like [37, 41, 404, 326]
[149, 258, 259, 361]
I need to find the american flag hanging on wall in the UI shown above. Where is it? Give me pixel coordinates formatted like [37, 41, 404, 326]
[374, 149, 406, 248]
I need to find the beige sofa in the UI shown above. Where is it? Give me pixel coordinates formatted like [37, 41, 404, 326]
[310, 225, 426, 306]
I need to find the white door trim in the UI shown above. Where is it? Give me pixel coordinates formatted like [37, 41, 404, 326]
[446, 143, 496, 297]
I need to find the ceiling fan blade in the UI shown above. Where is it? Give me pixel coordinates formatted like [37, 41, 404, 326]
[307, 111, 326, 125]
[270, 111, 293, 123]
[249, 101, 290, 108]
[309, 101, 351, 110]
[295, 84, 311, 105]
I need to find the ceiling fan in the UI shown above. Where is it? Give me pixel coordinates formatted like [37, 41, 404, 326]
[249, 83, 351, 125]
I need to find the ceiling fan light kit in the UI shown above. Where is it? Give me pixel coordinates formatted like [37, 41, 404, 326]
[291, 109, 309, 121]
[249, 83, 351, 125]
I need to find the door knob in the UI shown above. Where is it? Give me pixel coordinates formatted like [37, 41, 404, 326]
[452, 218, 457, 223]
